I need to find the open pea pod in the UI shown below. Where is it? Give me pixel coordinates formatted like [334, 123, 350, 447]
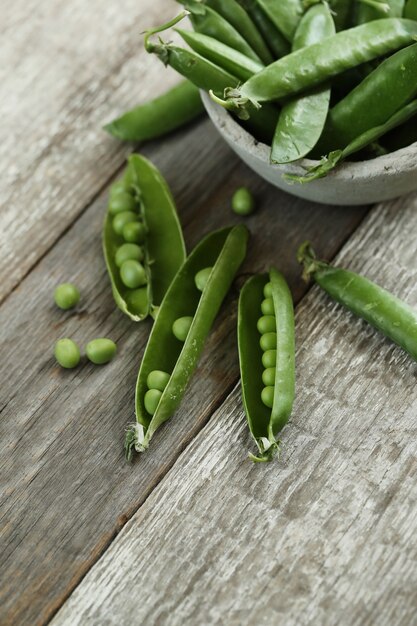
[238, 269, 295, 462]
[103, 154, 186, 321]
[125, 225, 249, 459]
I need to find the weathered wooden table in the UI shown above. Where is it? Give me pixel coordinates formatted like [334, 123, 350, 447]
[2, 1, 416, 625]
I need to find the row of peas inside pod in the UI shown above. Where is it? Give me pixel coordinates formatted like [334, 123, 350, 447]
[103, 154, 186, 321]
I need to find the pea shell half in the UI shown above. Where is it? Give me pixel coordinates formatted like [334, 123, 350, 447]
[128, 225, 249, 457]
[103, 154, 186, 321]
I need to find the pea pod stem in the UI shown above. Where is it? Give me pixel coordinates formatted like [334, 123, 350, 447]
[144, 12, 189, 53]
[297, 243, 417, 362]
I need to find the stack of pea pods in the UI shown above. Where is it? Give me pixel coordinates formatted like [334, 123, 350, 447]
[134, 0, 417, 181]
[102, 0, 417, 462]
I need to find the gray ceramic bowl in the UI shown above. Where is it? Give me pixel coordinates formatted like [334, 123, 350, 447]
[201, 91, 417, 206]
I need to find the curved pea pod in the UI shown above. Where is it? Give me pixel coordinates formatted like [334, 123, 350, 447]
[315, 43, 417, 155]
[176, 29, 264, 82]
[125, 225, 249, 458]
[297, 243, 417, 362]
[238, 269, 295, 463]
[256, 0, 303, 41]
[238, 0, 290, 58]
[103, 154, 186, 321]
[271, 3, 335, 164]
[220, 18, 417, 111]
[181, 0, 262, 62]
[405, 0, 417, 18]
[103, 81, 204, 142]
[201, 0, 274, 64]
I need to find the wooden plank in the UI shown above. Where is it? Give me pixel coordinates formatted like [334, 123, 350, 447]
[0, 116, 368, 625]
[50, 194, 417, 626]
[0, 0, 185, 303]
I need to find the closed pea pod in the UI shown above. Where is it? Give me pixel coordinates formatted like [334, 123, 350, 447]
[271, 3, 335, 164]
[219, 18, 417, 110]
[125, 225, 248, 459]
[256, 0, 303, 41]
[298, 243, 417, 362]
[238, 269, 295, 462]
[200, 0, 274, 63]
[104, 80, 204, 143]
[315, 43, 417, 155]
[239, 0, 290, 58]
[405, 0, 417, 18]
[175, 29, 264, 82]
[355, 0, 404, 24]
[180, 1, 262, 61]
[103, 154, 186, 321]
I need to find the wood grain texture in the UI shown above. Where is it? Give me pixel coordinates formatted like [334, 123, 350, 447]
[0, 113, 367, 625]
[0, 0, 186, 303]
[51, 193, 417, 626]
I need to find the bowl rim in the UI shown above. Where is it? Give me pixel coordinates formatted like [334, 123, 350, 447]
[201, 91, 417, 182]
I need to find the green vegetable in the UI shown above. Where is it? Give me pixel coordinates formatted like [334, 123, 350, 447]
[195, 267, 213, 291]
[298, 243, 417, 362]
[54, 339, 81, 369]
[103, 154, 186, 321]
[113, 211, 138, 236]
[404, 0, 417, 18]
[114, 243, 144, 268]
[147, 370, 171, 391]
[85, 338, 117, 365]
[219, 19, 417, 109]
[104, 81, 204, 142]
[125, 225, 248, 458]
[144, 389, 163, 415]
[260, 332, 277, 351]
[172, 316, 194, 342]
[54, 283, 80, 310]
[108, 191, 137, 215]
[240, 0, 290, 58]
[271, 3, 335, 164]
[122, 221, 147, 244]
[256, 0, 303, 41]
[238, 268, 295, 462]
[232, 187, 255, 215]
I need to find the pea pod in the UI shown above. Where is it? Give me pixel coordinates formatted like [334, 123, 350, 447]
[286, 98, 417, 182]
[103, 155, 186, 321]
[256, 0, 303, 41]
[125, 225, 248, 458]
[219, 18, 417, 110]
[103, 81, 204, 142]
[239, 0, 291, 58]
[176, 29, 264, 82]
[298, 243, 417, 362]
[199, 0, 274, 64]
[355, 0, 404, 24]
[271, 3, 335, 164]
[405, 0, 417, 18]
[330, 0, 354, 30]
[145, 27, 278, 143]
[181, 1, 262, 61]
[316, 43, 417, 154]
[238, 269, 295, 462]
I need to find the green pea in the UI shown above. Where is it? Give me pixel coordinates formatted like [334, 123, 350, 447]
[264, 282, 273, 298]
[172, 316, 193, 342]
[257, 315, 276, 335]
[261, 297, 275, 316]
[113, 211, 138, 236]
[195, 267, 213, 292]
[262, 349, 277, 369]
[54, 283, 80, 310]
[54, 338, 80, 369]
[147, 370, 170, 392]
[260, 332, 277, 351]
[120, 260, 147, 289]
[110, 181, 130, 196]
[262, 367, 276, 387]
[144, 389, 163, 415]
[123, 221, 147, 244]
[115, 243, 144, 268]
[261, 386, 274, 409]
[109, 192, 137, 215]
[125, 287, 148, 313]
[231, 187, 255, 216]
[85, 338, 117, 365]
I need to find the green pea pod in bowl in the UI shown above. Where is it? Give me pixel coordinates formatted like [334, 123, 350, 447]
[103, 154, 186, 321]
